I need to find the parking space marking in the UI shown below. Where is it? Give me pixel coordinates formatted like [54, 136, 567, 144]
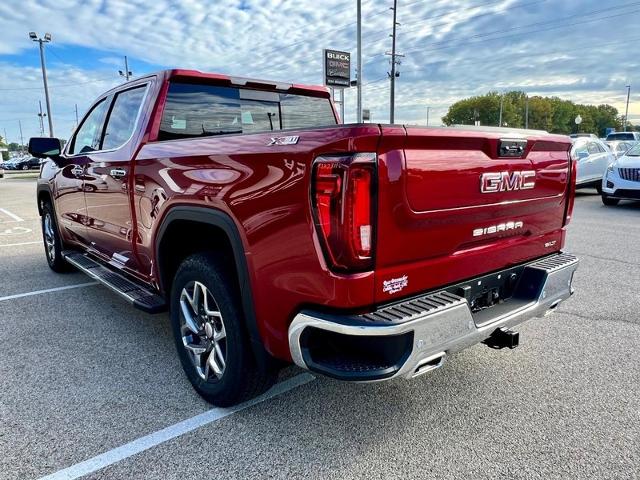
[0, 282, 98, 302]
[0, 208, 24, 223]
[37, 373, 315, 480]
[0, 241, 41, 248]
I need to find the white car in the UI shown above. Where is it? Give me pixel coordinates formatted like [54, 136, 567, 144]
[571, 138, 616, 192]
[601, 142, 640, 206]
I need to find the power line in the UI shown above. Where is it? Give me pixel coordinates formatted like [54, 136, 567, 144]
[403, 8, 640, 55]
[361, 0, 547, 48]
[414, 0, 640, 49]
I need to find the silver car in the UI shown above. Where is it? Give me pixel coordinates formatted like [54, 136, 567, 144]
[571, 137, 616, 192]
[606, 140, 636, 159]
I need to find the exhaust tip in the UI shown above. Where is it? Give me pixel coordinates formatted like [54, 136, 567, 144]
[412, 352, 446, 378]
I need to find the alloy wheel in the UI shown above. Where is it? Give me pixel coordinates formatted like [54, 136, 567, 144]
[179, 281, 227, 381]
[43, 213, 56, 262]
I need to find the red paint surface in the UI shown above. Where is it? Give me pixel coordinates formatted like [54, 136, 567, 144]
[41, 70, 574, 362]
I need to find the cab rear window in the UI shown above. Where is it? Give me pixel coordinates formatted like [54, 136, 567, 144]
[158, 83, 336, 141]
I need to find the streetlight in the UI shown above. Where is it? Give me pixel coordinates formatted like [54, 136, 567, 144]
[426, 106, 431, 126]
[118, 55, 132, 81]
[624, 85, 631, 132]
[29, 32, 54, 137]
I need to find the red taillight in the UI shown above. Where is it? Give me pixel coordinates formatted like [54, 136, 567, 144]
[312, 153, 376, 271]
[564, 148, 578, 226]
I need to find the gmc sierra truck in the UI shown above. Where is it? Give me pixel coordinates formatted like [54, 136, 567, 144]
[29, 69, 578, 406]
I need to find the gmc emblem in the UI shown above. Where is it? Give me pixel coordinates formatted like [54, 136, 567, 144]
[480, 171, 536, 193]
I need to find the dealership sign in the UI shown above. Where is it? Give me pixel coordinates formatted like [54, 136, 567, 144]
[323, 49, 351, 88]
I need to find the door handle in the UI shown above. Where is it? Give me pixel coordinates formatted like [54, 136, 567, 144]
[110, 168, 127, 180]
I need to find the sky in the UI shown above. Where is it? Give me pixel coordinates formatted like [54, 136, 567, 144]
[0, 0, 639, 144]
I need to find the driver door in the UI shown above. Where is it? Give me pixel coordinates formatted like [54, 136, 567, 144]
[54, 98, 109, 247]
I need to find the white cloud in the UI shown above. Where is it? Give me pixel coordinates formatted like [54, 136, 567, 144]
[0, 0, 639, 142]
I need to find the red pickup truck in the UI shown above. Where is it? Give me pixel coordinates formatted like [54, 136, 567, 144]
[29, 69, 578, 406]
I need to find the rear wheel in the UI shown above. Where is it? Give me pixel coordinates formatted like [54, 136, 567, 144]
[22, 164, 29, 171]
[41, 202, 72, 272]
[170, 252, 276, 406]
[601, 194, 619, 206]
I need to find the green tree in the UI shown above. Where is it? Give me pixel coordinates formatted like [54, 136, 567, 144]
[443, 91, 619, 136]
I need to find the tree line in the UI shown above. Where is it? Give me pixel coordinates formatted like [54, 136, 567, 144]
[442, 91, 633, 137]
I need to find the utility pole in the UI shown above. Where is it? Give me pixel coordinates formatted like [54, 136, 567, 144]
[525, 96, 529, 129]
[356, 0, 363, 123]
[624, 85, 631, 131]
[18, 120, 24, 153]
[29, 32, 54, 137]
[499, 93, 504, 127]
[386, 0, 402, 124]
[426, 106, 431, 126]
[119, 56, 132, 81]
[3, 128, 7, 145]
[37, 100, 47, 136]
[75, 104, 79, 127]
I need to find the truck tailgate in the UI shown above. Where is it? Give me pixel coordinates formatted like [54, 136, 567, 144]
[374, 126, 572, 303]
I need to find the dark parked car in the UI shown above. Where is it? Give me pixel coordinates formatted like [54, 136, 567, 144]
[5, 157, 42, 170]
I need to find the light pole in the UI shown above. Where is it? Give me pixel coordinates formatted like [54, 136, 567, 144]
[119, 56, 133, 81]
[624, 85, 631, 132]
[499, 93, 504, 127]
[426, 106, 431, 126]
[29, 32, 54, 137]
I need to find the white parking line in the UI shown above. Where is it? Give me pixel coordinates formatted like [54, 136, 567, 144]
[0, 241, 41, 248]
[0, 208, 24, 222]
[0, 282, 98, 302]
[37, 373, 315, 480]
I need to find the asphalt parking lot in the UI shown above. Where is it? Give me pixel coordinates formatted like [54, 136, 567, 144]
[1, 177, 638, 480]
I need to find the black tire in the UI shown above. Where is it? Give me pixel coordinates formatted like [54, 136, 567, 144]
[41, 201, 73, 272]
[170, 252, 276, 406]
[601, 194, 619, 206]
[595, 182, 602, 194]
[22, 165, 29, 171]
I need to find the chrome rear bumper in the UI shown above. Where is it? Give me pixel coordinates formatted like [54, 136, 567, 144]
[288, 253, 578, 381]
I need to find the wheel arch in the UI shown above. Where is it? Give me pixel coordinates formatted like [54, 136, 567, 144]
[155, 206, 274, 368]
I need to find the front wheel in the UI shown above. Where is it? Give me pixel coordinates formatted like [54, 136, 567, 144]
[41, 202, 73, 272]
[595, 182, 602, 194]
[601, 194, 619, 206]
[22, 165, 29, 171]
[170, 252, 276, 406]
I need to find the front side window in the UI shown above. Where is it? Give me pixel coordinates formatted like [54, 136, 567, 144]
[102, 86, 147, 150]
[70, 99, 108, 155]
[158, 83, 336, 141]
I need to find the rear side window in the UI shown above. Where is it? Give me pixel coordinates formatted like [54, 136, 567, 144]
[608, 133, 635, 141]
[158, 83, 336, 141]
[69, 99, 108, 155]
[587, 143, 600, 154]
[102, 86, 147, 150]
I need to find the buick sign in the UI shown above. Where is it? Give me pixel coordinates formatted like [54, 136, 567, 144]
[323, 49, 351, 88]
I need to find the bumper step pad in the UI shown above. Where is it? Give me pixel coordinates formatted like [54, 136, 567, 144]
[63, 251, 166, 314]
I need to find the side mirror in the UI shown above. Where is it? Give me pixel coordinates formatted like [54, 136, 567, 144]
[28, 137, 62, 159]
